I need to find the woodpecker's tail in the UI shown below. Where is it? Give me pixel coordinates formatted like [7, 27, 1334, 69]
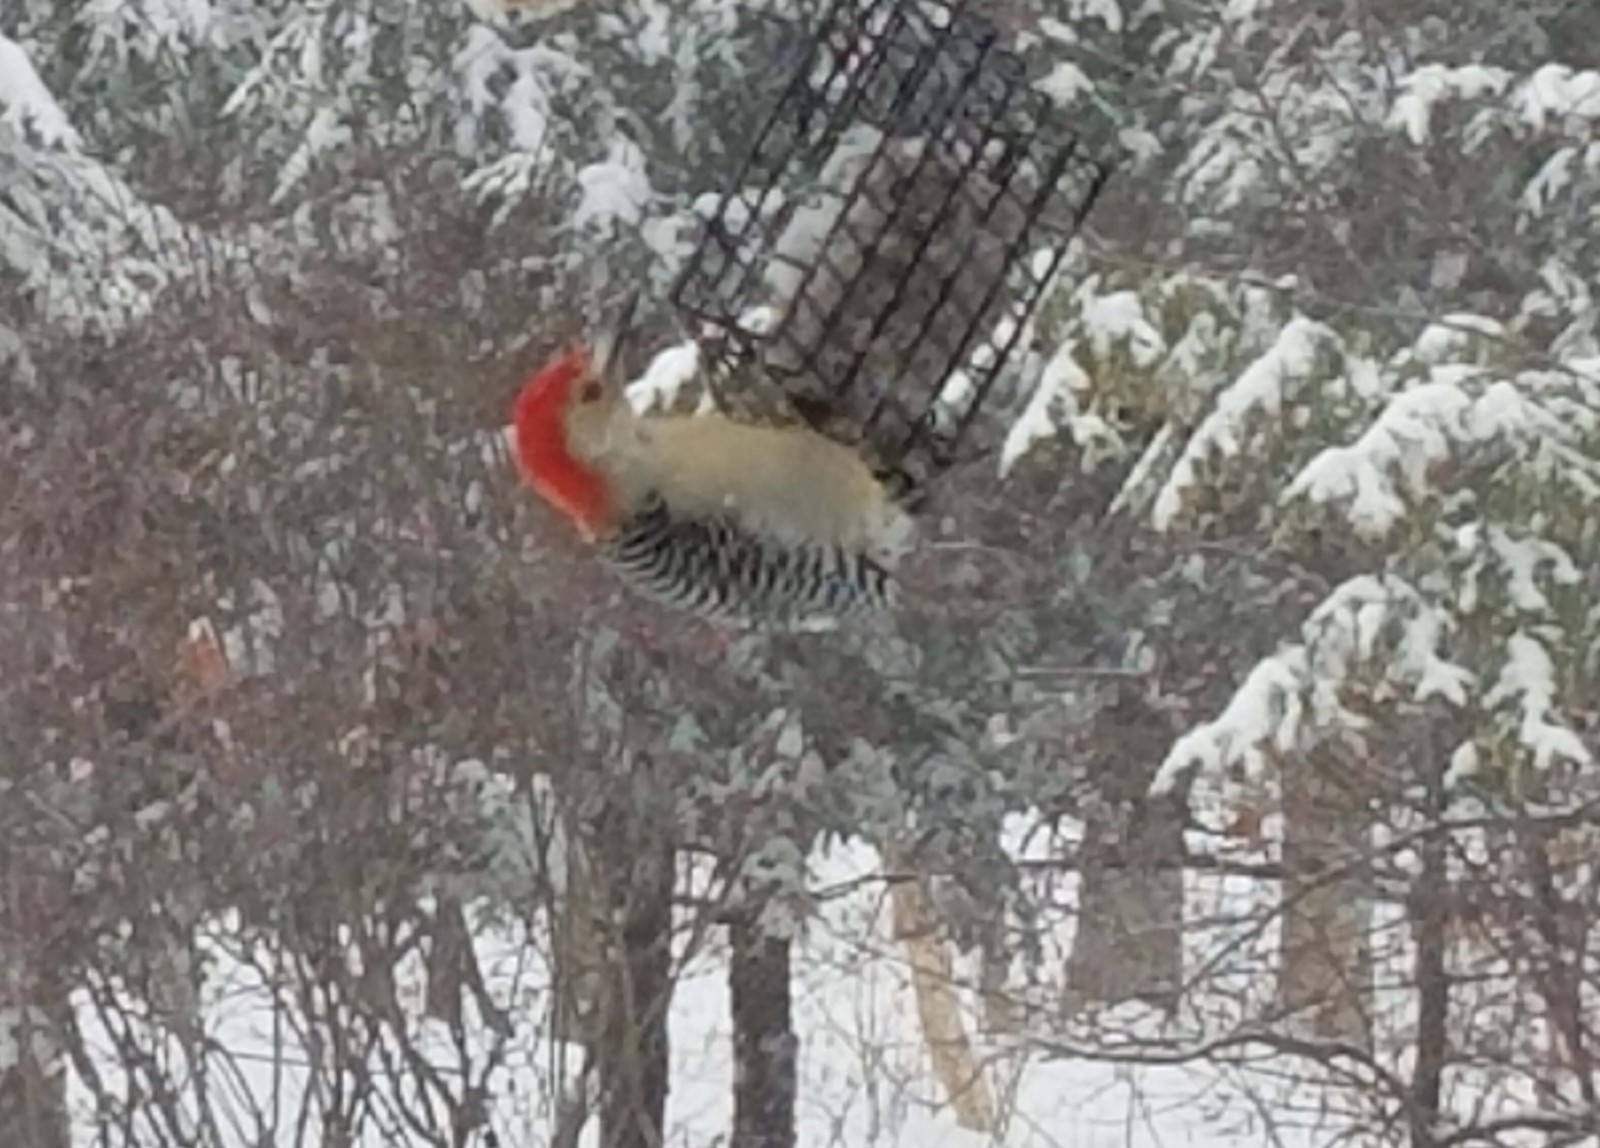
[602, 495, 896, 630]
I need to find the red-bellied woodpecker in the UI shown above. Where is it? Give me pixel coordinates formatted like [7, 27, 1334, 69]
[509, 325, 914, 630]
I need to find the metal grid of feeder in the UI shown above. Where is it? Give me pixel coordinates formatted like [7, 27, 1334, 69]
[671, 0, 1112, 493]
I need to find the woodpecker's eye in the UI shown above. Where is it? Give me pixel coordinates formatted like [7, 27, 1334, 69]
[579, 379, 603, 403]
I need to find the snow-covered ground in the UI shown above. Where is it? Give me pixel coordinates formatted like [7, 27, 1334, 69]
[59, 833, 1398, 1148]
[667, 844, 1328, 1148]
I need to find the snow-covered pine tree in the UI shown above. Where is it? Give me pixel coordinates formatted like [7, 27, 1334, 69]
[996, 0, 1600, 1132]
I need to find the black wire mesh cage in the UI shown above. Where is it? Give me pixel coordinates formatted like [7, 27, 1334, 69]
[671, 0, 1113, 494]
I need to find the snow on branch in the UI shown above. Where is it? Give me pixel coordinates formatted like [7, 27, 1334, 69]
[1388, 61, 1600, 146]
[999, 338, 1115, 476]
[1149, 643, 1308, 796]
[0, 34, 79, 149]
[1285, 360, 1600, 540]
[1387, 64, 1512, 145]
[0, 136, 216, 333]
[1458, 523, 1582, 616]
[1152, 316, 1337, 532]
[1515, 65, 1600, 133]
[1382, 61, 1600, 229]
[1284, 373, 1472, 539]
[998, 269, 1247, 484]
[1151, 574, 1479, 796]
[1151, 334, 1597, 796]
[1483, 632, 1592, 771]
[571, 138, 652, 236]
[272, 104, 354, 206]
[1154, 524, 1594, 796]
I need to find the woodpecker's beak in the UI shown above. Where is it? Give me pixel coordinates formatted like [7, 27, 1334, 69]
[592, 288, 641, 387]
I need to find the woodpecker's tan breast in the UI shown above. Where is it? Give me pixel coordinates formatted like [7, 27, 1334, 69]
[618, 414, 894, 551]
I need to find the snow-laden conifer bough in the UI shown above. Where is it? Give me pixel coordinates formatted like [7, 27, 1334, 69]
[509, 292, 916, 631]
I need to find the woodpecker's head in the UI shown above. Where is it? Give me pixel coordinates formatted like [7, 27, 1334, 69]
[512, 345, 612, 538]
[510, 294, 640, 539]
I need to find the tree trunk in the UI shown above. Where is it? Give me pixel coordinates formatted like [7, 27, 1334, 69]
[1277, 745, 1373, 1045]
[887, 846, 995, 1133]
[595, 831, 674, 1148]
[729, 913, 797, 1148]
[0, 995, 68, 1148]
[1517, 819, 1598, 1112]
[424, 894, 469, 1029]
[1408, 753, 1449, 1148]
[1063, 795, 1184, 1011]
[979, 916, 1018, 1036]
[1064, 688, 1185, 1012]
[552, 821, 605, 1050]
[0, 872, 69, 1148]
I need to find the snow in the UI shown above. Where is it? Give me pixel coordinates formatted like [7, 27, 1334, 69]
[1483, 526, 1581, 614]
[598, 0, 673, 65]
[504, 69, 553, 154]
[1482, 633, 1593, 771]
[571, 138, 652, 236]
[1444, 742, 1482, 789]
[1522, 147, 1580, 213]
[1168, 26, 1222, 81]
[1159, 311, 1223, 388]
[1387, 64, 1511, 145]
[57, 819, 1573, 1148]
[1106, 421, 1177, 519]
[1384, 62, 1600, 151]
[1284, 379, 1467, 539]
[1285, 365, 1598, 540]
[1165, 538, 1592, 805]
[1152, 573, 1491, 796]
[1222, 0, 1269, 21]
[1410, 313, 1505, 362]
[0, 34, 81, 148]
[1515, 65, 1600, 132]
[60, 839, 1383, 1148]
[1151, 645, 1309, 795]
[1035, 62, 1094, 105]
[1402, 614, 1475, 708]
[999, 339, 1114, 476]
[7, 5, 1598, 1142]
[272, 105, 353, 205]
[1177, 125, 1264, 213]
[1079, 289, 1166, 367]
[1065, 0, 1123, 33]
[1154, 317, 1334, 532]
[626, 339, 702, 413]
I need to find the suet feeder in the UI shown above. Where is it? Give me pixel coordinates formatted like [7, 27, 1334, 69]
[671, 0, 1112, 495]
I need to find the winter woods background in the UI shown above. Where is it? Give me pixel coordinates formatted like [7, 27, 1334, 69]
[2, 0, 1599, 1146]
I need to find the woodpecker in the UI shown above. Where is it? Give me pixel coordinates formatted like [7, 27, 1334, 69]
[509, 318, 913, 630]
